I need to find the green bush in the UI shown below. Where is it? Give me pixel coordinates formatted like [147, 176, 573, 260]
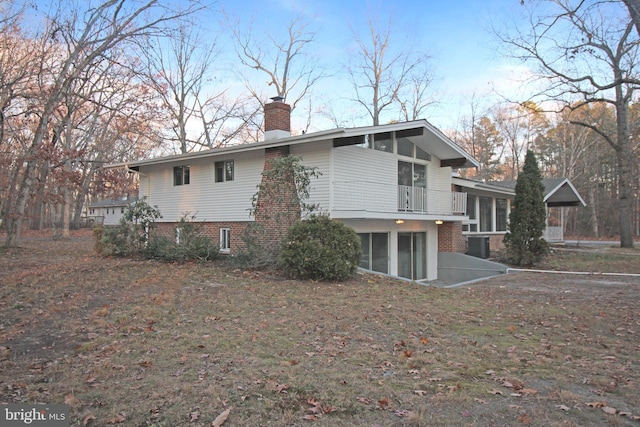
[232, 222, 280, 270]
[144, 216, 219, 263]
[97, 200, 218, 263]
[278, 215, 361, 281]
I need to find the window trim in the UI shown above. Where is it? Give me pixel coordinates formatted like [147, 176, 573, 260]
[220, 228, 231, 253]
[215, 160, 234, 183]
[174, 165, 190, 186]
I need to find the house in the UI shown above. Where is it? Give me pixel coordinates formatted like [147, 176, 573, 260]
[452, 176, 586, 250]
[87, 196, 138, 226]
[108, 98, 479, 281]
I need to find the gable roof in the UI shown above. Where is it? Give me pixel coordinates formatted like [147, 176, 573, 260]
[456, 177, 586, 207]
[89, 196, 138, 208]
[106, 120, 479, 170]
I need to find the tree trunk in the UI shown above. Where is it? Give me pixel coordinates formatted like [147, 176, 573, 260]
[615, 98, 635, 248]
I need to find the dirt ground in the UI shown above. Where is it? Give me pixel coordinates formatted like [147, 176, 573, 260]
[0, 237, 638, 426]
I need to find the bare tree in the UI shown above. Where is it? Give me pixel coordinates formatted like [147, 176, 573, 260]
[229, 12, 324, 134]
[348, 15, 432, 126]
[396, 58, 437, 122]
[501, 0, 638, 247]
[3, 0, 200, 247]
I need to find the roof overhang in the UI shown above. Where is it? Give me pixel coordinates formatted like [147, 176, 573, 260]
[107, 120, 479, 171]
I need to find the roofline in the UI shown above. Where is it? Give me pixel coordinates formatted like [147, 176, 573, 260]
[106, 120, 478, 170]
[105, 128, 346, 170]
[543, 177, 587, 207]
[452, 177, 516, 195]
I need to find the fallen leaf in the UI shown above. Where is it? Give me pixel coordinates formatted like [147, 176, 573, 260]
[276, 383, 289, 394]
[357, 397, 372, 405]
[413, 390, 428, 396]
[420, 337, 429, 345]
[378, 397, 391, 408]
[394, 409, 410, 417]
[488, 389, 504, 395]
[212, 407, 231, 426]
[474, 398, 487, 404]
[82, 414, 96, 426]
[403, 349, 413, 358]
[190, 411, 199, 422]
[602, 406, 617, 415]
[64, 392, 80, 406]
[556, 405, 570, 411]
[520, 388, 537, 395]
[585, 401, 607, 408]
[302, 414, 318, 421]
[518, 413, 532, 424]
[106, 413, 126, 424]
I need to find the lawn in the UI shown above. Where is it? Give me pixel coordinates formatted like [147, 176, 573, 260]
[1, 238, 639, 426]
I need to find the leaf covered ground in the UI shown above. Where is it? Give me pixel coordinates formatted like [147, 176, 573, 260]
[0, 237, 639, 426]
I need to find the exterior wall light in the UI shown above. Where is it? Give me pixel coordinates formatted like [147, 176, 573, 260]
[395, 219, 405, 224]
[435, 220, 444, 225]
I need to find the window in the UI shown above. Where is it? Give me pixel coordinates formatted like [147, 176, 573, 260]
[358, 233, 388, 274]
[479, 197, 493, 232]
[174, 165, 190, 186]
[373, 132, 392, 152]
[121, 207, 125, 214]
[466, 195, 478, 232]
[215, 160, 234, 182]
[416, 146, 431, 161]
[220, 228, 231, 253]
[398, 161, 427, 188]
[397, 137, 414, 157]
[496, 198, 508, 232]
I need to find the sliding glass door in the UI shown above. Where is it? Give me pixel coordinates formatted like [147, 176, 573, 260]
[397, 232, 427, 280]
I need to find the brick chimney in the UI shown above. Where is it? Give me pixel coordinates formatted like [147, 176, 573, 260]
[264, 96, 291, 140]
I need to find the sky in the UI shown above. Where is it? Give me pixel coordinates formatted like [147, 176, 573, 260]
[22, 0, 537, 134]
[214, 0, 534, 132]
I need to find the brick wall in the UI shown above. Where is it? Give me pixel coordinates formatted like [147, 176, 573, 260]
[154, 221, 250, 254]
[253, 146, 300, 244]
[264, 101, 291, 132]
[438, 222, 467, 253]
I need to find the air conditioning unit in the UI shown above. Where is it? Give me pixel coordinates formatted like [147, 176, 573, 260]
[467, 236, 490, 259]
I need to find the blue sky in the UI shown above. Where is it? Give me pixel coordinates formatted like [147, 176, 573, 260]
[216, 0, 533, 130]
[23, 0, 534, 132]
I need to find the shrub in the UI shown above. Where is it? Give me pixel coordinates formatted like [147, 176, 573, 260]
[278, 215, 361, 281]
[503, 150, 550, 266]
[145, 216, 220, 263]
[98, 198, 161, 257]
[233, 222, 280, 269]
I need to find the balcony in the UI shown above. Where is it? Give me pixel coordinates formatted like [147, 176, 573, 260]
[333, 181, 467, 216]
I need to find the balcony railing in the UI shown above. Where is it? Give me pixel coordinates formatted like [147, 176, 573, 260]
[333, 181, 466, 216]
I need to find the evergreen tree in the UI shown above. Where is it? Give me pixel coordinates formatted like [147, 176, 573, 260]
[503, 150, 549, 266]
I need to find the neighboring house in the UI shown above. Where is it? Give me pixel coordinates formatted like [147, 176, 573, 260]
[452, 176, 586, 249]
[107, 98, 479, 281]
[88, 196, 138, 226]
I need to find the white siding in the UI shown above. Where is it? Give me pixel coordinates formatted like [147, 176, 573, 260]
[139, 150, 264, 222]
[332, 145, 398, 212]
[291, 141, 331, 214]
